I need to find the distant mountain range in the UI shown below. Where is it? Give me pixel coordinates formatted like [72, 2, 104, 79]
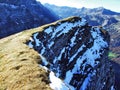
[0, 0, 59, 38]
[44, 3, 120, 26]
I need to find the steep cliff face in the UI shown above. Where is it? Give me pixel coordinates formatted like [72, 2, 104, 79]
[27, 17, 115, 90]
[0, 0, 58, 38]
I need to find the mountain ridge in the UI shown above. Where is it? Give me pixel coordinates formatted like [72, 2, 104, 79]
[44, 3, 120, 27]
[44, 4, 120, 88]
[0, 16, 115, 90]
[44, 3, 120, 15]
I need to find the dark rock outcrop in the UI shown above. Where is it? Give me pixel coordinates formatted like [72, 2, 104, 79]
[0, 0, 59, 38]
[27, 17, 115, 90]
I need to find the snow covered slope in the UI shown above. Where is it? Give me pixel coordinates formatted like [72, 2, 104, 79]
[27, 17, 115, 90]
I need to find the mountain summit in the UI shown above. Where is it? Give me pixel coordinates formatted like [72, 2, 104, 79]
[0, 0, 59, 38]
[0, 16, 114, 90]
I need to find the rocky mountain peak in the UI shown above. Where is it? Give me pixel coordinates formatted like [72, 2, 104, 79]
[27, 16, 115, 90]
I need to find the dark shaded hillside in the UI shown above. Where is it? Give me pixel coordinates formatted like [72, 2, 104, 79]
[110, 61, 120, 90]
[0, 0, 59, 38]
[108, 22, 120, 90]
[107, 22, 120, 63]
[44, 3, 120, 26]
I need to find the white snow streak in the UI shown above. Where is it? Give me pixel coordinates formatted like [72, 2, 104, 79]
[33, 33, 40, 46]
[111, 85, 115, 90]
[28, 42, 33, 48]
[39, 54, 48, 66]
[80, 74, 91, 90]
[69, 44, 85, 63]
[44, 27, 53, 34]
[48, 41, 54, 48]
[49, 71, 69, 90]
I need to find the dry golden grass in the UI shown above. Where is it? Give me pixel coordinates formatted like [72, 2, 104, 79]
[0, 27, 52, 90]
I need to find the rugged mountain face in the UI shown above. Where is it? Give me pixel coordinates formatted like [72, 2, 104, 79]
[106, 23, 120, 90]
[0, 0, 59, 38]
[27, 17, 115, 90]
[44, 4, 120, 89]
[44, 4, 120, 26]
[107, 22, 120, 63]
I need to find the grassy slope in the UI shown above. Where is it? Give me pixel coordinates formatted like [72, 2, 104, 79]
[108, 52, 118, 59]
[0, 27, 51, 90]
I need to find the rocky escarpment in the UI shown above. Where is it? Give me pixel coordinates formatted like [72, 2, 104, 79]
[44, 4, 120, 89]
[27, 17, 115, 90]
[0, 0, 58, 38]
